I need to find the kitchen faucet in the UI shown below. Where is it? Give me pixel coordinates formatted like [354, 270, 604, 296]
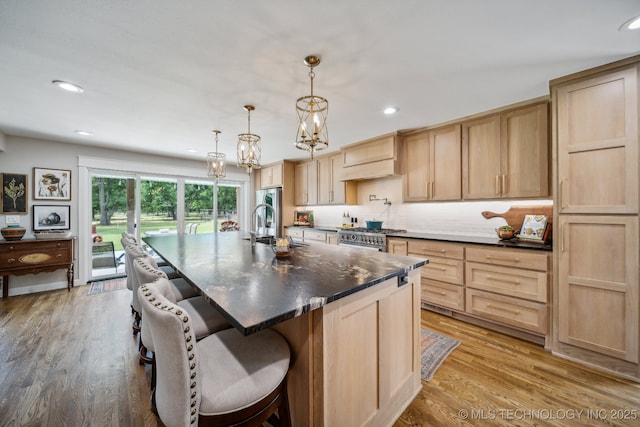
[369, 194, 391, 205]
[250, 203, 274, 245]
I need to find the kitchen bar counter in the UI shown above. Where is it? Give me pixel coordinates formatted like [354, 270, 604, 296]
[143, 232, 427, 335]
[143, 232, 426, 426]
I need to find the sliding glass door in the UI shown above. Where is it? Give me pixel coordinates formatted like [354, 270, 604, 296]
[90, 173, 135, 280]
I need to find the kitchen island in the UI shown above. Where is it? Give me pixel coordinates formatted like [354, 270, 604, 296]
[143, 232, 428, 427]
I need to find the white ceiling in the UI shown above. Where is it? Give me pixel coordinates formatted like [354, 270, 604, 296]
[1, 1, 639, 165]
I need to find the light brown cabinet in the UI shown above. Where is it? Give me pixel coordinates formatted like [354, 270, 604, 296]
[260, 163, 283, 189]
[403, 125, 461, 202]
[557, 215, 638, 363]
[387, 236, 551, 344]
[551, 56, 640, 379]
[465, 246, 549, 335]
[556, 65, 638, 214]
[340, 133, 401, 180]
[295, 160, 318, 206]
[406, 239, 465, 311]
[462, 102, 549, 199]
[317, 154, 356, 205]
[285, 227, 338, 245]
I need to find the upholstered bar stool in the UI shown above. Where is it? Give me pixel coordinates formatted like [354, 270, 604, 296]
[120, 232, 179, 279]
[133, 257, 230, 366]
[138, 279, 291, 427]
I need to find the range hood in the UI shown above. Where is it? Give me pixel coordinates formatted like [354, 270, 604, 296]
[339, 132, 401, 181]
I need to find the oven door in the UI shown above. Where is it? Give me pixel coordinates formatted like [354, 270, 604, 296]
[338, 242, 384, 252]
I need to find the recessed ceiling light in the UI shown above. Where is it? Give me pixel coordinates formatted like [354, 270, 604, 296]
[186, 148, 198, 153]
[74, 130, 93, 136]
[52, 80, 84, 93]
[619, 15, 640, 31]
[383, 106, 399, 115]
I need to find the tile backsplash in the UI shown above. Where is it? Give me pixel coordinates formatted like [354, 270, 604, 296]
[306, 176, 552, 238]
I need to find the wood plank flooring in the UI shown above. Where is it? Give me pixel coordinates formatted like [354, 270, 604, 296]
[1, 285, 639, 426]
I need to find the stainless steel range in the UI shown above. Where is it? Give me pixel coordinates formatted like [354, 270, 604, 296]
[337, 227, 406, 251]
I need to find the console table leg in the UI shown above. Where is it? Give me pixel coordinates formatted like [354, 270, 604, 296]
[2, 275, 8, 299]
[67, 263, 74, 291]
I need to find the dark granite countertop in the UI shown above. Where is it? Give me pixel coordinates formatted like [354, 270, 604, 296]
[389, 231, 552, 251]
[285, 226, 552, 251]
[143, 232, 427, 335]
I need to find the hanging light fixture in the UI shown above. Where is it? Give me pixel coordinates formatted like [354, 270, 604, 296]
[206, 130, 226, 182]
[237, 105, 261, 174]
[295, 55, 328, 159]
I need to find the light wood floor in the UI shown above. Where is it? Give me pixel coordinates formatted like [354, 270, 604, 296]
[1, 286, 639, 427]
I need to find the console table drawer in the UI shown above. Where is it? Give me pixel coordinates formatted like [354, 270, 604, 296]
[466, 289, 546, 334]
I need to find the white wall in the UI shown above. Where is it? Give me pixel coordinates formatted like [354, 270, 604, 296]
[308, 176, 552, 237]
[1, 135, 250, 296]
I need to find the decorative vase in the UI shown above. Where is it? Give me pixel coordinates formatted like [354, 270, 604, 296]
[1, 226, 26, 241]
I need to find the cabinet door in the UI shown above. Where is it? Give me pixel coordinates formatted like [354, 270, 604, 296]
[318, 154, 347, 205]
[260, 164, 283, 189]
[462, 115, 501, 199]
[403, 131, 430, 201]
[558, 215, 639, 362]
[317, 156, 332, 205]
[387, 238, 408, 255]
[556, 66, 638, 213]
[431, 124, 461, 200]
[501, 103, 549, 198]
[294, 161, 318, 205]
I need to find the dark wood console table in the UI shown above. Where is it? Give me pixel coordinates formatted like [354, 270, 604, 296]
[0, 238, 74, 298]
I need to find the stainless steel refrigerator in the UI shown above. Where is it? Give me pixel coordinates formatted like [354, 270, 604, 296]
[255, 187, 283, 238]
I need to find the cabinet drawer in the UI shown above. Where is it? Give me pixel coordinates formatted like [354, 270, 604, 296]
[407, 240, 464, 259]
[285, 228, 304, 241]
[418, 257, 464, 285]
[466, 262, 547, 302]
[421, 278, 464, 311]
[0, 248, 71, 268]
[304, 230, 327, 243]
[466, 289, 546, 334]
[465, 246, 548, 271]
[0, 240, 71, 254]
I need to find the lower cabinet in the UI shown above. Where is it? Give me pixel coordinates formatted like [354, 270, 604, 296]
[285, 227, 338, 245]
[387, 237, 551, 345]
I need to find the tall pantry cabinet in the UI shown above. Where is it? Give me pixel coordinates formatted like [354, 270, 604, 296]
[551, 55, 640, 380]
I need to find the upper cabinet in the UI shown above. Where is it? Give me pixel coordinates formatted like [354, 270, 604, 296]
[317, 153, 357, 205]
[555, 65, 638, 214]
[462, 102, 549, 200]
[260, 163, 283, 189]
[294, 160, 318, 206]
[340, 133, 401, 181]
[403, 125, 461, 202]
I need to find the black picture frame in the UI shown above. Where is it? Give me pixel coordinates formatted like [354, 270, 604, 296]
[33, 205, 71, 231]
[33, 167, 72, 201]
[1, 173, 28, 214]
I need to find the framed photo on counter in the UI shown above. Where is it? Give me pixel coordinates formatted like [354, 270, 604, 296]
[518, 214, 549, 243]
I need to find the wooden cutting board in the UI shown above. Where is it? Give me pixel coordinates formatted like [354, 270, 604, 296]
[481, 205, 553, 231]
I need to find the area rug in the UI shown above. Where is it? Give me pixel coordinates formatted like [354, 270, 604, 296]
[421, 328, 461, 382]
[88, 277, 128, 295]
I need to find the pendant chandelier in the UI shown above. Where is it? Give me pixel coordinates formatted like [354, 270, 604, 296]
[295, 55, 328, 159]
[206, 130, 226, 182]
[236, 105, 261, 175]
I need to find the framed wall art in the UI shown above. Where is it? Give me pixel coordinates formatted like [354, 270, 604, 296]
[33, 167, 71, 201]
[33, 205, 71, 231]
[1, 173, 28, 214]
